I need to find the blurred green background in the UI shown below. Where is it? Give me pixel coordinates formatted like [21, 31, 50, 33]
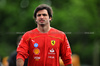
[0, 0, 100, 66]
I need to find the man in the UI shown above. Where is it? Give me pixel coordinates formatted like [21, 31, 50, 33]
[16, 4, 72, 66]
[8, 35, 28, 66]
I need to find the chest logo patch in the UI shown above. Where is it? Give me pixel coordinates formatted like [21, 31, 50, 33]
[34, 43, 38, 47]
[33, 48, 40, 55]
[51, 40, 55, 46]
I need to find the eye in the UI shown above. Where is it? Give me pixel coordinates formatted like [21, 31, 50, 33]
[37, 14, 41, 16]
[43, 14, 47, 16]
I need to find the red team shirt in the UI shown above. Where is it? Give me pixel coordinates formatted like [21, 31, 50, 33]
[17, 27, 72, 66]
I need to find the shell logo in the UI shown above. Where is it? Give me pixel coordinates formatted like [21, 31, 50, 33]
[33, 48, 40, 55]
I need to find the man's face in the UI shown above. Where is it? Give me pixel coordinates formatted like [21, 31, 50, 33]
[36, 9, 51, 25]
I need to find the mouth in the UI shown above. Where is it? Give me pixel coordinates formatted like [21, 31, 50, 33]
[39, 19, 45, 22]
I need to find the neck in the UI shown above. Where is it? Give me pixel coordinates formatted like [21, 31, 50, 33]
[37, 24, 51, 33]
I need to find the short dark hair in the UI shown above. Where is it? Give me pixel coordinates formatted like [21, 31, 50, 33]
[34, 4, 53, 18]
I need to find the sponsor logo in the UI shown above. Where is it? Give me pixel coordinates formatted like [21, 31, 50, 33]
[48, 56, 54, 59]
[48, 48, 55, 55]
[17, 38, 23, 47]
[50, 48, 54, 52]
[33, 48, 40, 55]
[67, 44, 70, 48]
[32, 40, 35, 42]
[51, 40, 55, 46]
[34, 43, 38, 47]
[66, 40, 69, 44]
[34, 56, 40, 61]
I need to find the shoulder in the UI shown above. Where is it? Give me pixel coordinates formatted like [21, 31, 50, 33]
[49, 27, 66, 40]
[23, 28, 37, 35]
[21, 28, 38, 39]
[50, 27, 65, 35]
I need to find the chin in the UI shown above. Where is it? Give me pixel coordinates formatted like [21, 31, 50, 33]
[40, 24, 45, 27]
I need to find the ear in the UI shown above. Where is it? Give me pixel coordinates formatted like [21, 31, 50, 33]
[49, 17, 52, 21]
[34, 16, 37, 22]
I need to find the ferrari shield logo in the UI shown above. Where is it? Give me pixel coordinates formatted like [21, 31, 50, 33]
[51, 40, 55, 46]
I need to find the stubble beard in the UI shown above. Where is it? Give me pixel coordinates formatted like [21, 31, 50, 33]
[40, 23, 45, 27]
[39, 20, 48, 27]
[37, 20, 49, 28]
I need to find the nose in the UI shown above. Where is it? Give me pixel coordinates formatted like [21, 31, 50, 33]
[40, 15, 44, 18]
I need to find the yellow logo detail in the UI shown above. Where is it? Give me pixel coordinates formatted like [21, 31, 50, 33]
[51, 40, 55, 46]
[33, 48, 40, 55]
